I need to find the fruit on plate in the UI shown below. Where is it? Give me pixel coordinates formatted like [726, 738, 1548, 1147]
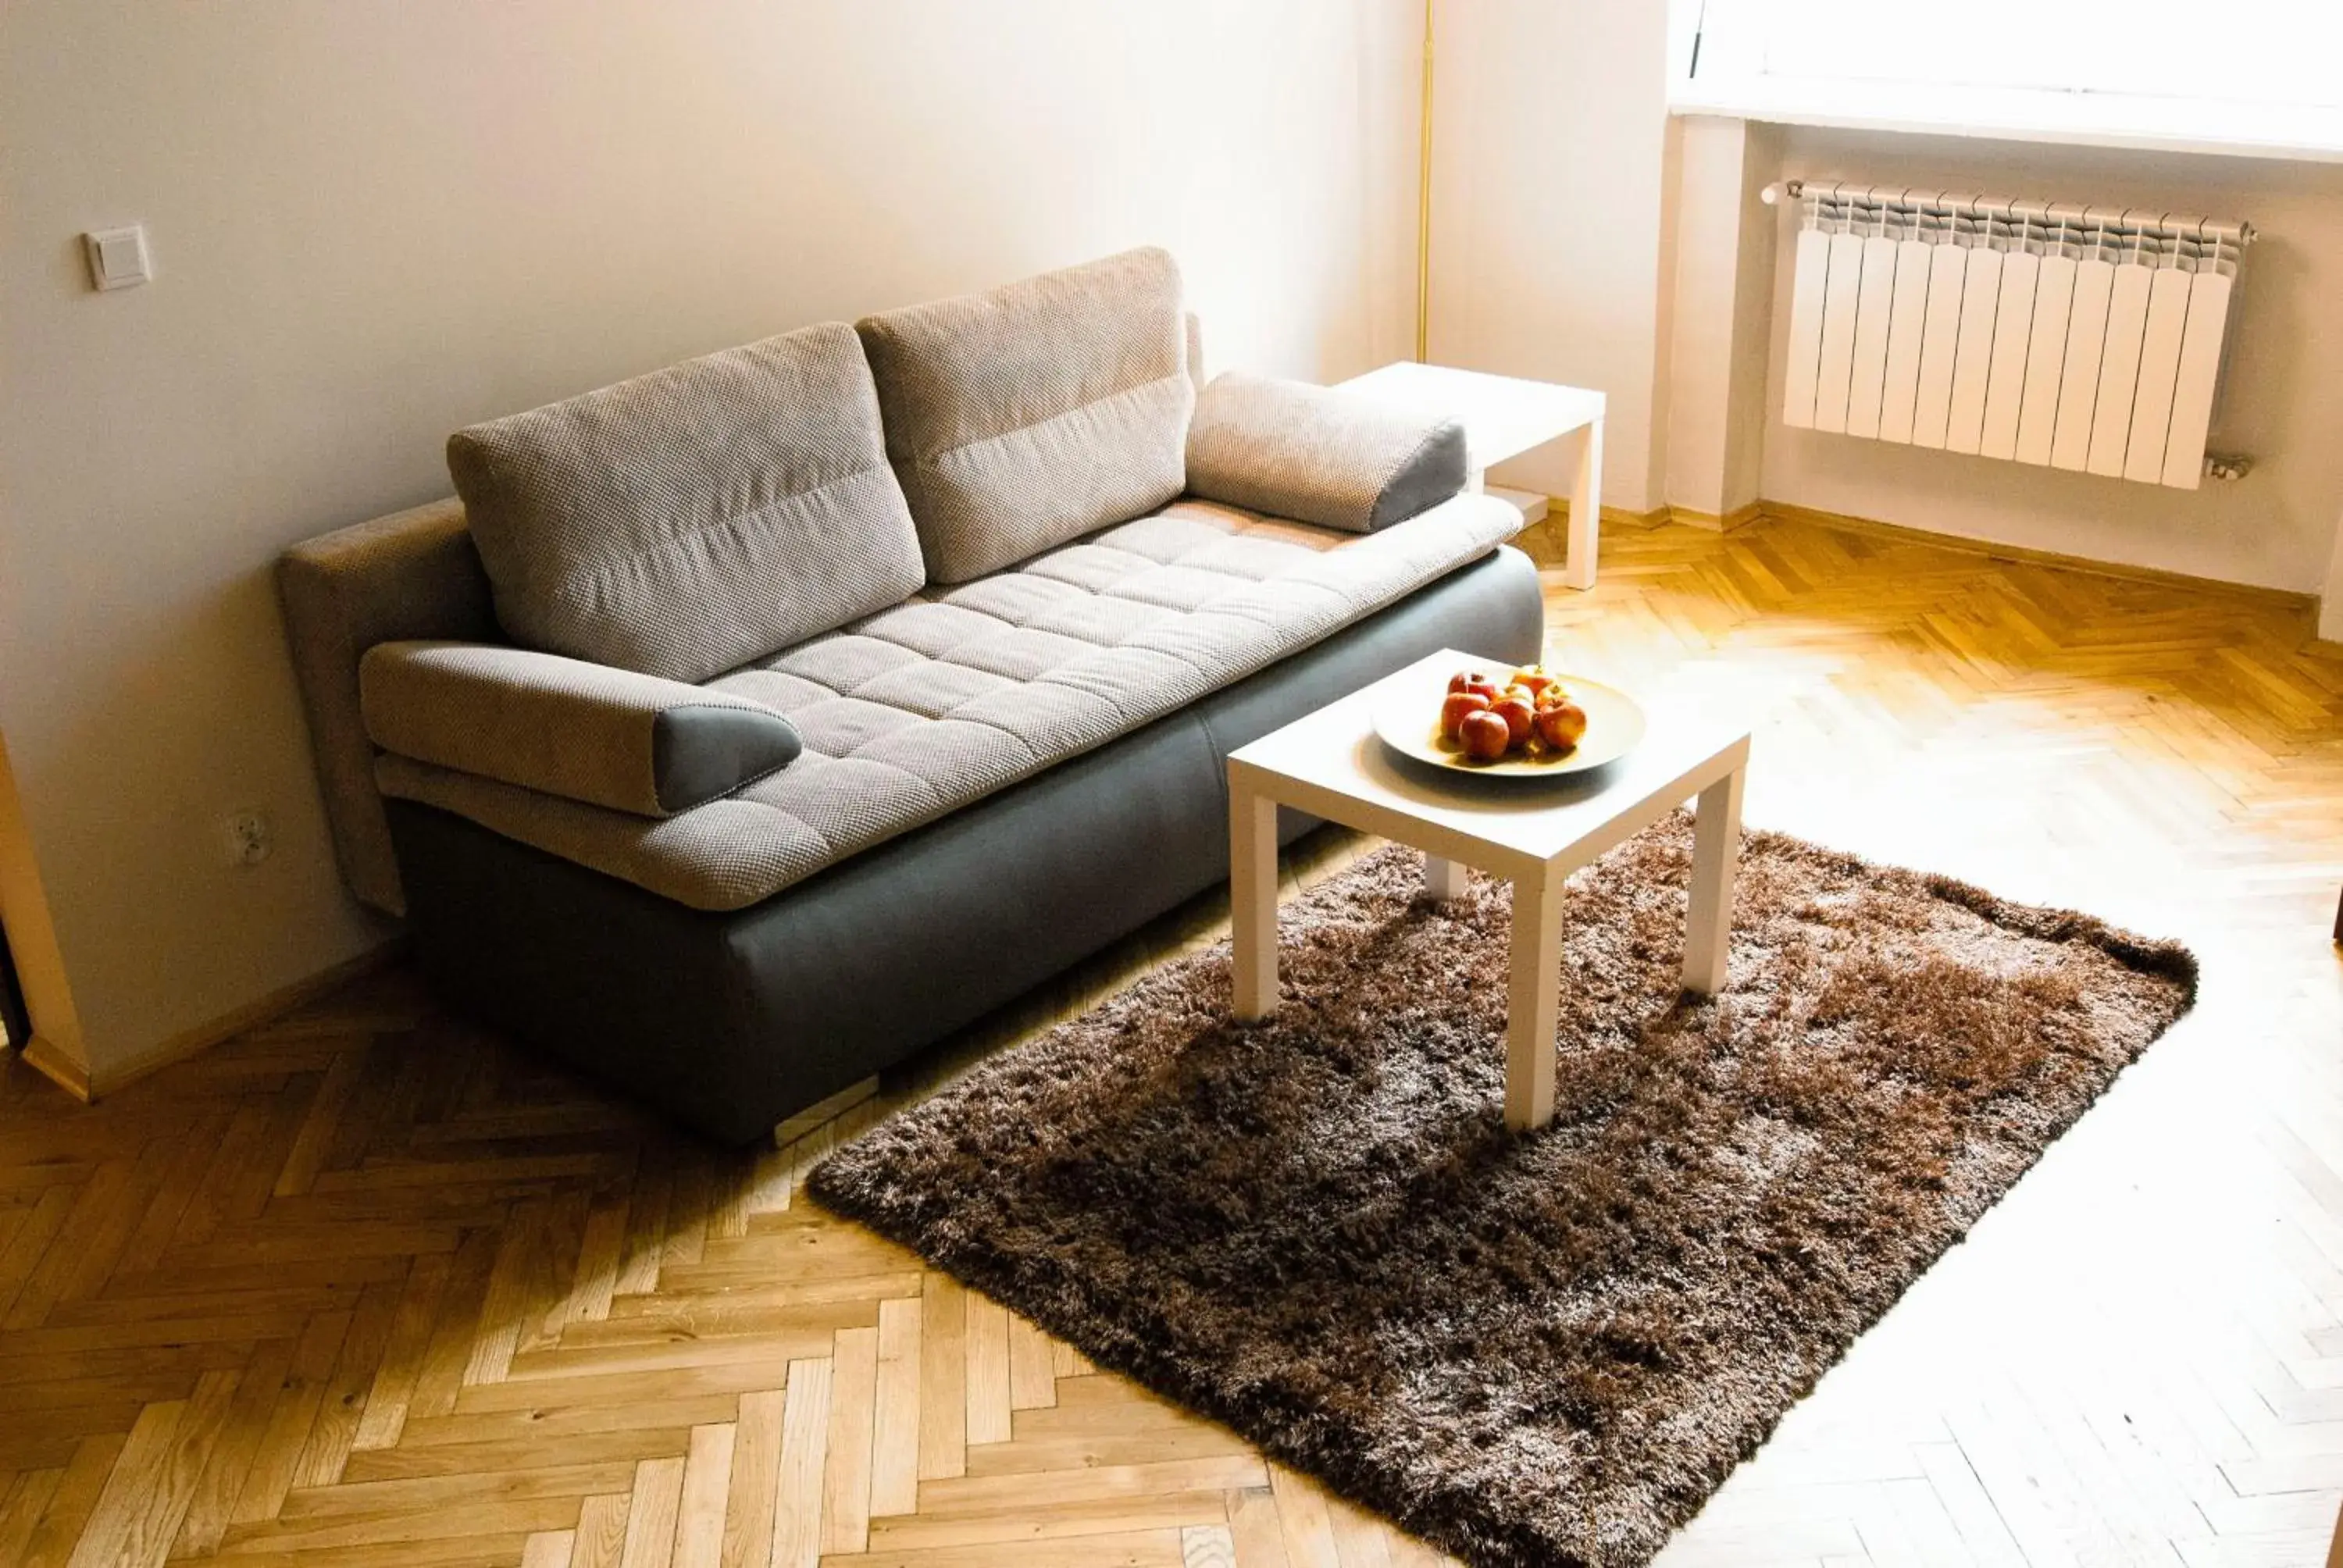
[1511, 665, 1559, 699]
[1446, 669, 1503, 702]
[1434, 664, 1593, 762]
[1458, 708, 1514, 761]
[1440, 690, 1491, 740]
[1491, 691, 1535, 747]
[1534, 700, 1589, 750]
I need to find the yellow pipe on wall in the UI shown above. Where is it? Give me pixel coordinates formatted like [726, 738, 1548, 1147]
[1415, 0, 1434, 363]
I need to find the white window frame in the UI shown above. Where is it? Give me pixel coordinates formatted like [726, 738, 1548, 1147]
[1667, 0, 2343, 165]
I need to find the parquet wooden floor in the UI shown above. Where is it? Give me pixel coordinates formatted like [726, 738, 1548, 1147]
[4, 511, 2342, 1568]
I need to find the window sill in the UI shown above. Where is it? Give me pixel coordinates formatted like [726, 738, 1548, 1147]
[1670, 75, 2343, 166]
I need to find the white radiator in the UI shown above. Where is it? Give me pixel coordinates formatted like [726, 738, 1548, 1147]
[1774, 184, 2248, 490]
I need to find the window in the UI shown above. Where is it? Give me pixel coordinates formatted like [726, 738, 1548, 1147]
[1674, 0, 2343, 158]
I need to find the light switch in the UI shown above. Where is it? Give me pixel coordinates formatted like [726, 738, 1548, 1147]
[83, 225, 152, 291]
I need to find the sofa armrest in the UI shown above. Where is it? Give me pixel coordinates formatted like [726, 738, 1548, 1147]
[360, 641, 801, 818]
[279, 497, 497, 913]
[1185, 371, 1468, 533]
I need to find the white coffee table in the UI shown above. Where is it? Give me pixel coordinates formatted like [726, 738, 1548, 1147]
[1338, 362, 1607, 591]
[1227, 650, 1750, 1132]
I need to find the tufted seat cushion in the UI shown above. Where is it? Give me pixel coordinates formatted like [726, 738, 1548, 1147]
[375, 492, 1524, 911]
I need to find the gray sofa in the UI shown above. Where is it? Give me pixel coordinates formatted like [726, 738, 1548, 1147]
[280, 249, 1544, 1143]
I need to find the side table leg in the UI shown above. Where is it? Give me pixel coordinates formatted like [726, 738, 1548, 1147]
[1423, 852, 1468, 903]
[1564, 418, 1603, 592]
[1230, 780, 1280, 1019]
[1504, 868, 1564, 1131]
[1683, 764, 1745, 995]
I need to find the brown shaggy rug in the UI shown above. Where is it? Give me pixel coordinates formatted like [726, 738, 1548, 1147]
[808, 817, 2195, 1568]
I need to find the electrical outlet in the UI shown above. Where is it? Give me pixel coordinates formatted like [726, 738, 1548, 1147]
[2206, 453, 2253, 482]
[224, 810, 273, 868]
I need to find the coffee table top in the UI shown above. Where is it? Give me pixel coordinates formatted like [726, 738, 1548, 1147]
[1228, 649, 1749, 878]
[1337, 362, 1605, 470]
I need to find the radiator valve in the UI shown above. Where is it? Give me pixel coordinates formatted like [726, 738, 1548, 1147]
[2206, 453, 2253, 482]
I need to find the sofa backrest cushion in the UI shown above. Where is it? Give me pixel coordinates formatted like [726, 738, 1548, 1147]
[1184, 372, 1469, 533]
[448, 323, 924, 685]
[855, 248, 1193, 584]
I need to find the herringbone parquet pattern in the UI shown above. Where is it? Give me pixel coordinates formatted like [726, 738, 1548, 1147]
[2, 512, 2341, 1568]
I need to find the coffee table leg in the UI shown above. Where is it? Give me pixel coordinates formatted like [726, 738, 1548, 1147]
[1423, 852, 1467, 903]
[1504, 868, 1564, 1131]
[1230, 782, 1280, 1019]
[1683, 763, 1744, 995]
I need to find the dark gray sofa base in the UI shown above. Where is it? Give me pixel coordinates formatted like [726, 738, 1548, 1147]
[389, 543, 1545, 1143]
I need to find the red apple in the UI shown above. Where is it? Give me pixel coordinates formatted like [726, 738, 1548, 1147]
[1512, 666, 1558, 699]
[1439, 690, 1491, 740]
[1446, 669, 1478, 696]
[1533, 700, 1589, 750]
[1459, 709, 1513, 761]
[1492, 693, 1535, 748]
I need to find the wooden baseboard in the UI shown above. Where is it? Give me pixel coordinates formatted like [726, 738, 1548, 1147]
[20, 1034, 91, 1102]
[1532, 501, 1755, 536]
[1662, 502, 1764, 534]
[20, 939, 405, 1103]
[1745, 500, 2319, 611]
[1545, 500, 1672, 529]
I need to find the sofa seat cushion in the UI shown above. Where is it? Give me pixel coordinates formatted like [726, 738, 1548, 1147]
[449, 323, 925, 684]
[376, 493, 1524, 911]
[857, 248, 1193, 584]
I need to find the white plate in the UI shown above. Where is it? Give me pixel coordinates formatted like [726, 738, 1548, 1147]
[1371, 665, 1646, 779]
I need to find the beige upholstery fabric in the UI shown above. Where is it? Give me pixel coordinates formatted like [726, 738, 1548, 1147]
[857, 248, 1193, 584]
[278, 499, 497, 914]
[362, 642, 795, 818]
[380, 494, 1524, 911]
[449, 323, 925, 684]
[1186, 372, 1468, 533]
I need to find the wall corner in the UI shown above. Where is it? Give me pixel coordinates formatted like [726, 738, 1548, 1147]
[1662, 114, 1777, 522]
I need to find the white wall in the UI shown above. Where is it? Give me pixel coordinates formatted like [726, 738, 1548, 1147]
[0, 0, 1423, 1084]
[1425, 0, 1675, 510]
[1664, 116, 1780, 521]
[1749, 129, 2343, 594]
